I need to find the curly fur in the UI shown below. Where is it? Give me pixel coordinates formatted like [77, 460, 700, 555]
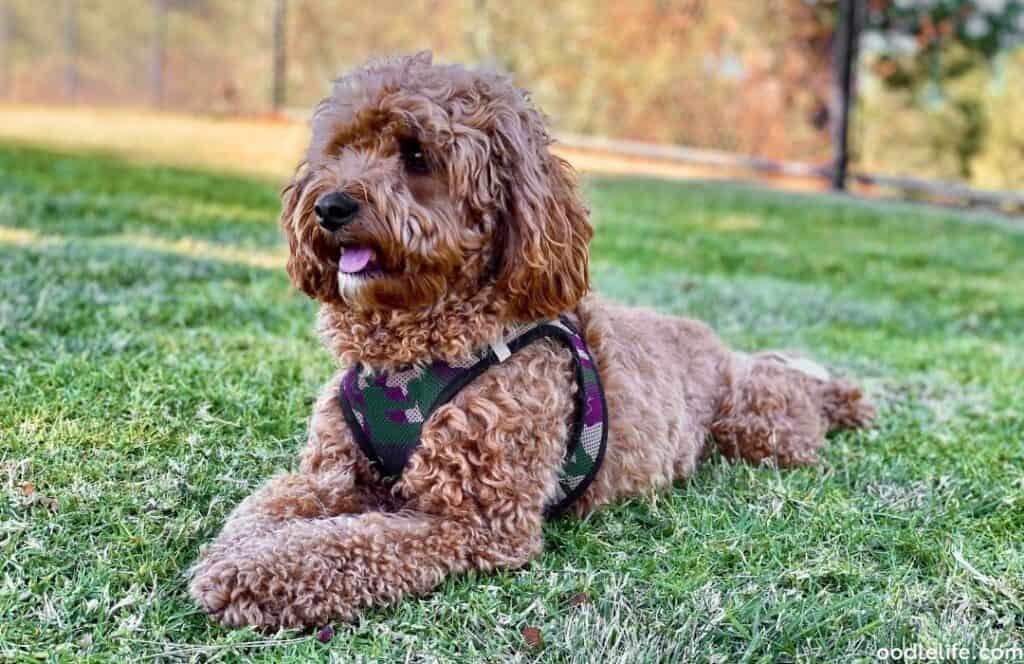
[189, 52, 876, 630]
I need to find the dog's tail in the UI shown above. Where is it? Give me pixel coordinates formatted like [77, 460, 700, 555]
[712, 352, 875, 467]
[751, 351, 876, 432]
[819, 377, 876, 431]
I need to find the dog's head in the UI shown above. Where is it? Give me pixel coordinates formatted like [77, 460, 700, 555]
[281, 52, 591, 323]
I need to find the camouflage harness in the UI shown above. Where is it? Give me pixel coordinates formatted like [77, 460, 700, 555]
[338, 318, 608, 516]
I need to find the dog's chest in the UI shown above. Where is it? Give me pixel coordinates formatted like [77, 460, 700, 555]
[338, 319, 608, 515]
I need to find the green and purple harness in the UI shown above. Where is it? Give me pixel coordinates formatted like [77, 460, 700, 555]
[339, 318, 608, 516]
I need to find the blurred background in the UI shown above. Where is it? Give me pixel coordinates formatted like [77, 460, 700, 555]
[0, 0, 1022, 209]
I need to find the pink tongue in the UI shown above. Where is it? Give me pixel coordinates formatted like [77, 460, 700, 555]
[339, 247, 376, 273]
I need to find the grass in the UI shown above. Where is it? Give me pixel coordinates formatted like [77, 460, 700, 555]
[1, 140, 1023, 663]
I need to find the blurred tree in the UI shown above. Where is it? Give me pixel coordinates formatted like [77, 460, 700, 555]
[858, 0, 1024, 179]
[866, 0, 1023, 86]
[0, 0, 1019, 189]
[971, 48, 1024, 190]
[287, 0, 462, 105]
[858, 71, 978, 180]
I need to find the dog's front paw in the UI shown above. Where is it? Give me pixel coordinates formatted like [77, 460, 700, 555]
[189, 557, 268, 628]
[189, 545, 353, 630]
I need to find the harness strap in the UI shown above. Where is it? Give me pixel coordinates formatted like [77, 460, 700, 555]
[338, 318, 608, 517]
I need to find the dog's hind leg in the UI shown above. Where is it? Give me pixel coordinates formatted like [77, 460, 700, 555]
[710, 352, 874, 467]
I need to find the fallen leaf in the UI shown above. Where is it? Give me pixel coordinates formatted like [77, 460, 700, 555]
[567, 592, 589, 608]
[522, 626, 543, 649]
[317, 624, 335, 643]
[23, 490, 59, 513]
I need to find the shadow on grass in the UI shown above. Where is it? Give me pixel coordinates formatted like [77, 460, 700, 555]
[0, 142, 282, 247]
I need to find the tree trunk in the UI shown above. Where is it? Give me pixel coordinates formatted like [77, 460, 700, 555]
[152, 0, 167, 108]
[271, 0, 286, 112]
[831, 0, 863, 191]
[63, 0, 78, 102]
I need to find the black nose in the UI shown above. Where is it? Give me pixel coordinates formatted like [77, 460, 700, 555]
[314, 192, 360, 231]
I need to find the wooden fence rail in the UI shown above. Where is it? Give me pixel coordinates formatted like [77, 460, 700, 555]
[279, 107, 1022, 213]
[555, 133, 1024, 214]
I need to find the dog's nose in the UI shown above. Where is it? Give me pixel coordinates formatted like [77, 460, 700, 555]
[314, 192, 360, 231]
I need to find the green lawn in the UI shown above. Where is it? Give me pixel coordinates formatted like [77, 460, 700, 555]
[2, 143, 1023, 662]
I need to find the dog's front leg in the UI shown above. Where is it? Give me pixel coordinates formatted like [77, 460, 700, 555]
[190, 414, 556, 630]
[193, 465, 377, 557]
[188, 507, 539, 630]
[191, 358, 568, 630]
[192, 374, 384, 561]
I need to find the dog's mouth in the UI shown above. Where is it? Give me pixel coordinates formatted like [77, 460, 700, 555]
[338, 245, 385, 279]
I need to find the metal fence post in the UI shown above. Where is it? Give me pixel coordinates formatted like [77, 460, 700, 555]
[0, 0, 9, 98]
[271, 0, 287, 112]
[152, 0, 167, 108]
[63, 0, 78, 103]
[831, 0, 863, 191]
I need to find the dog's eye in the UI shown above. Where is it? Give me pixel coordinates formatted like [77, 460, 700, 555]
[399, 137, 429, 175]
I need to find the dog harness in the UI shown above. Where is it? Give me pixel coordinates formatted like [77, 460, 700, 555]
[338, 318, 608, 516]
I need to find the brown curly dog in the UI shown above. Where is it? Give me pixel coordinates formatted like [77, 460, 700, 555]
[189, 52, 875, 630]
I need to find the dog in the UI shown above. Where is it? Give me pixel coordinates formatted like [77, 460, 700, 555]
[189, 52, 875, 630]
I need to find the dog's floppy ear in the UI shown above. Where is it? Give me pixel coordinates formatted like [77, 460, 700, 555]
[493, 106, 592, 321]
[280, 165, 335, 300]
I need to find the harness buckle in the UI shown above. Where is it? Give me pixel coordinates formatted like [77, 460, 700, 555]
[491, 340, 512, 362]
